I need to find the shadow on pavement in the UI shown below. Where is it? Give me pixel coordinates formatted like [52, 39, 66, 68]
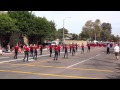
[106, 75, 120, 79]
[106, 64, 120, 79]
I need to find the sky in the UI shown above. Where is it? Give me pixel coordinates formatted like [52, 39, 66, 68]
[33, 11, 120, 36]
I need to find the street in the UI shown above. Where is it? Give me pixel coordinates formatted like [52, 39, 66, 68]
[0, 47, 120, 79]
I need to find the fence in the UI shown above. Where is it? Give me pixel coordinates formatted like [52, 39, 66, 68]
[64, 40, 87, 46]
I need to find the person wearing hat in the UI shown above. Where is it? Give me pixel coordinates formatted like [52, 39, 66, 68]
[114, 44, 120, 60]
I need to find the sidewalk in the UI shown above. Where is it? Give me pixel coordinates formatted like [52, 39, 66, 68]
[2, 48, 48, 56]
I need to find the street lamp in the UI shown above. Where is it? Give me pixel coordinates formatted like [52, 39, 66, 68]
[63, 17, 71, 43]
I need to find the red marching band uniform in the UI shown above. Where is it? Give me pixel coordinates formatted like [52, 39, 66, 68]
[49, 45, 53, 57]
[14, 45, 19, 59]
[23, 45, 30, 61]
[54, 45, 59, 60]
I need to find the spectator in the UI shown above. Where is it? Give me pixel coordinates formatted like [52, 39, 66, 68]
[114, 44, 120, 60]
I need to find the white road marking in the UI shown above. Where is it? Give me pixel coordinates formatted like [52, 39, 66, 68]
[0, 58, 24, 64]
[0, 52, 64, 64]
[28, 59, 34, 61]
[67, 54, 101, 68]
[0, 57, 9, 59]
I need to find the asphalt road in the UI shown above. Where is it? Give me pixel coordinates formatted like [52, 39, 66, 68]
[0, 47, 120, 79]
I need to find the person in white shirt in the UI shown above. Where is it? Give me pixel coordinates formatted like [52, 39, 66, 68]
[114, 44, 120, 60]
[0, 47, 3, 55]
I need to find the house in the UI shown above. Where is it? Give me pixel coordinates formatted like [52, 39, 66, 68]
[64, 34, 73, 40]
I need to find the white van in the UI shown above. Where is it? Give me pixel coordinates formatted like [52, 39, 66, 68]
[51, 41, 58, 45]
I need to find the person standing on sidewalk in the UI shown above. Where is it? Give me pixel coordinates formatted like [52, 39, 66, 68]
[14, 43, 19, 59]
[23, 45, 30, 62]
[107, 43, 110, 54]
[39, 44, 43, 55]
[114, 44, 120, 60]
[0, 46, 3, 55]
[7, 43, 11, 52]
[49, 44, 53, 57]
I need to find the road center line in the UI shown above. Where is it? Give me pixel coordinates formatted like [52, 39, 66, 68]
[67, 54, 101, 68]
[0, 69, 101, 79]
[7, 63, 114, 73]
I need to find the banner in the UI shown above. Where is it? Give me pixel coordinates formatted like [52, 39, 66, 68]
[23, 35, 29, 46]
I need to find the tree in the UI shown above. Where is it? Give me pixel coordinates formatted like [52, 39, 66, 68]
[28, 16, 52, 44]
[93, 19, 102, 40]
[57, 28, 69, 40]
[8, 11, 56, 44]
[70, 33, 79, 40]
[101, 22, 112, 41]
[0, 13, 18, 47]
[80, 19, 112, 41]
[46, 20, 57, 41]
[101, 22, 112, 35]
[8, 11, 35, 35]
[110, 34, 117, 42]
[79, 31, 89, 40]
[82, 20, 93, 40]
